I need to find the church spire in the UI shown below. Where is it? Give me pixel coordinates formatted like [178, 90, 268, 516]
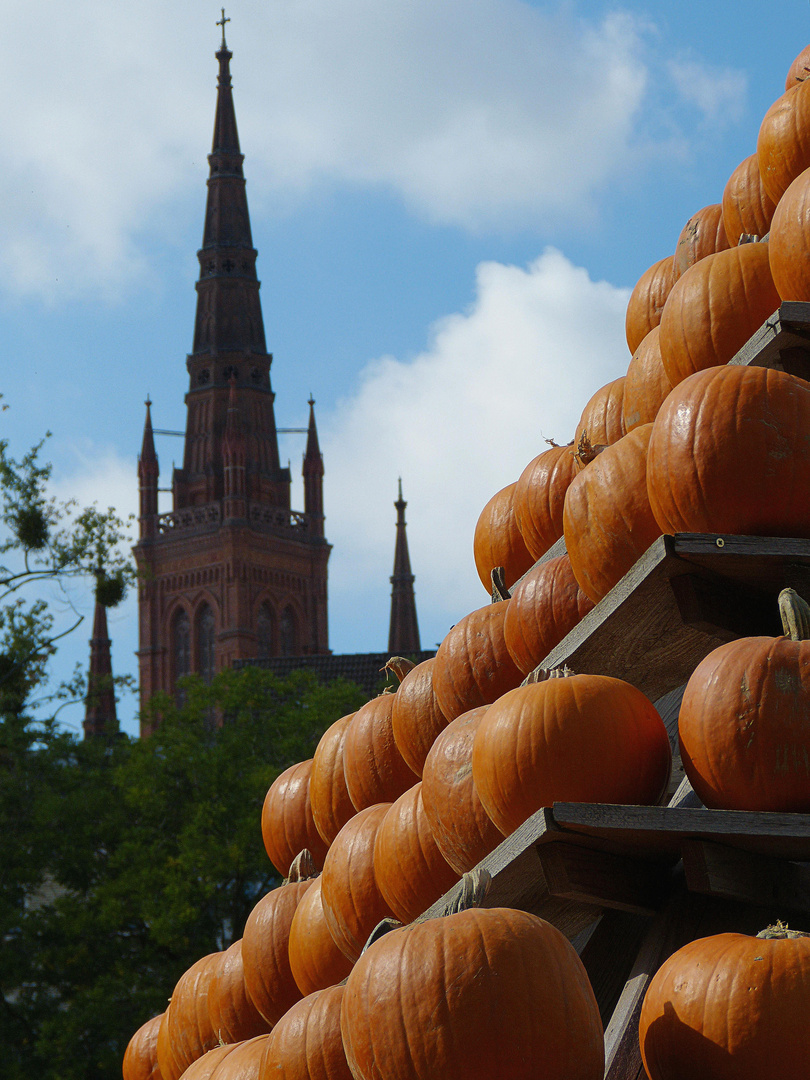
[303, 397, 324, 535]
[388, 479, 420, 655]
[138, 397, 159, 539]
[83, 599, 119, 739]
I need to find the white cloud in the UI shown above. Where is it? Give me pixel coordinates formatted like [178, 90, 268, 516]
[322, 247, 630, 649]
[667, 58, 747, 126]
[0, 0, 654, 297]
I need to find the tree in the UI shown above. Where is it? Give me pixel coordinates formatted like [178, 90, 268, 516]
[2, 666, 367, 1080]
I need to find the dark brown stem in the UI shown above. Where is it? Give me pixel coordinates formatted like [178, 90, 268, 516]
[285, 849, 319, 884]
[491, 566, 511, 603]
[778, 588, 810, 641]
[521, 665, 574, 686]
[572, 430, 606, 469]
[442, 868, 492, 916]
[383, 656, 416, 685]
[361, 917, 402, 954]
[756, 921, 810, 939]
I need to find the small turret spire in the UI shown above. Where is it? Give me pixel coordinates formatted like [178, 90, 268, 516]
[388, 479, 420, 654]
[303, 397, 325, 535]
[83, 599, 119, 739]
[138, 398, 159, 539]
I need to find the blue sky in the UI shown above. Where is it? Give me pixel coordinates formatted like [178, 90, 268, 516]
[3, 0, 808, 737]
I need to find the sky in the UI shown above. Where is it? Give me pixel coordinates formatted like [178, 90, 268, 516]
[3, 0, 808, 738]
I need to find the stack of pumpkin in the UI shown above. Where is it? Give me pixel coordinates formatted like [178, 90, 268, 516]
[123, 42, 810, 1080]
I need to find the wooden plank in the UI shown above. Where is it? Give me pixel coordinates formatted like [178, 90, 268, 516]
[729, 301, 810, 379]
[537, 843, 666, 916]
[682, 838, 810, 912]
[553, 803, 810, 861]
[577, 911, 651, 1031]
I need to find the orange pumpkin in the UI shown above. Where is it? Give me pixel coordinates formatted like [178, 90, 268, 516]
[309, 712, 357, 845]
[639, 927, 810, 1080]
[421, 706, 504, 874]
[205, 1035, 269, 1078]
[572, 377, 627, 467]
[473, 674, 671, 837]
[207, 939, 270, 1046]
[123, 1013, 165, 1080]
[261, 760, 329, 878]
[391, 656, 449, 777]
[678, 591, 810, 812]
[319, 803, 395, 962]
[503, 554, 594, 675]
[157, 952, 221, 1080]
[432, 600, 523, 722]
[646, 364, 810, 538]
[722, 154, 777, 246]
[564, 425, 662, 604]
[287, 877, 353, 996]
[260, 984, 353, 1079]
[622, 326, 673, 432]
[341, 906, 604, 1080]
[473, 481, 535, 592]
[373, 782, 460, 923]
[658, 243, 780, 387]
[626, 256, 675, 354]
[786, 42, 810, 90]
[343, 693, 418, 812]
[768, 164, 810, 300]
[672, 204, 730, 280]
[513, 443, 577, 560]
[758, 78, 810, 204]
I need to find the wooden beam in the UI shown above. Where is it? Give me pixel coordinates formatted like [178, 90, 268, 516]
[537, 843, 666, 916]
[683, 838, 810, 912]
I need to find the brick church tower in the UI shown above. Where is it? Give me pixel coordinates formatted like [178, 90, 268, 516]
[134, 27, 330, 731]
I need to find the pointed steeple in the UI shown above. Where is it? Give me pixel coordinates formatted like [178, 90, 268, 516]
[83, 600, 119, 739]
[388, 479, 420, 655]
[222, 376, 247, 520]
[138, 397, 159, 539]
[303, 397, 324, 535]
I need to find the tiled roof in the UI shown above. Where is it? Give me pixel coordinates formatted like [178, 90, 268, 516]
[233, 651, 436, 697]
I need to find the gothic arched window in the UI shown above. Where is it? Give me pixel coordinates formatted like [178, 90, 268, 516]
[257, 602, 275, 660]
[279, 606, 297, 657]
[197, 604, 216, 684]
[172, 609, 191, 702]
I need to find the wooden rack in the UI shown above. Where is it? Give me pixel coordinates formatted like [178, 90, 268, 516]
[417, 305, 810, 1079]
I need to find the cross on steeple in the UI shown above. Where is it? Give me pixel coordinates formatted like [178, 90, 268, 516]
[217, 8, 230, 48]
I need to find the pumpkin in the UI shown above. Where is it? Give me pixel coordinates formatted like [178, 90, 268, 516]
[207, 939, 270, 1046]
[564, 424, 662, 604]
[157, 952, 221, 1080]
[658, 242, 780, 387]
[341, 904, 604, 1080]
[432, 600, 524, 722]
[421, 706, 504, 874]
[673, 204, 730, 280]
[319, 803, 396, 962]
[177, 1044, 240, 1080]
[373, 781, 460, 923]
[343, 692, 418, 811]
[639, 924, 810, 1080]
[503, 554, 594, 675]
[473, 481, 535, 592]
[646, 364, 810, 538]
[242, 867, 317, 1026]
[626, 256, 675, 354]
[758, 78, 810, 204]
[678, 589, 810, 812]
[473, 673, 671, 837]
[722, 154, 777, 246]
[261, 760, 329, 878]
[622, 326, 673, 432]
[786, 43, 810, 90]
[390, 656, 449, 777]
[572, 377, 627, 468]
[205, 1035, 270, 1078]
[309, 712, 358, 845]
[287, 877, 353, 996]
[513, 443, 578, 560]
[768, 164, 810, 300]
[123, 1013, 165, 1080]
[260, 984, 353, 1080]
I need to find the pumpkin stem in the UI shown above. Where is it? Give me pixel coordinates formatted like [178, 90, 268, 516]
[778, 588, 810, 641]
[572, 430, 607, 469]
[491, 567, 511, 603]
[521, 665, 574, 686]
[756, 920, 810, 939]
[285, 849, 320, 884]
[442, 868, 493, 916]
[361, 916, 402, 954]
[383, 656, 416, 686]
